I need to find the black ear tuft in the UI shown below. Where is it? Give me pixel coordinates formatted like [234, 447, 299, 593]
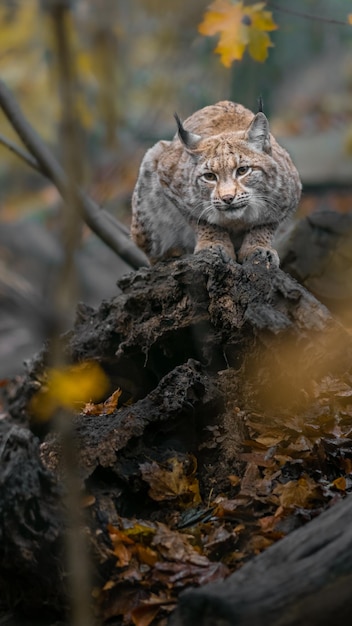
[174, 112, 188, 145]
[174, 112, 202, 150]
[257, 95, 264, 113]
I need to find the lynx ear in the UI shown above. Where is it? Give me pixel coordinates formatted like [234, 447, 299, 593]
[174, 113, 202, 151]
[246, 112, 271, 154]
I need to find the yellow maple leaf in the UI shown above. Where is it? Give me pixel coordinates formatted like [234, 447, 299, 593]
[198, 0, 277, 67]
[198, 0, 247, 66]
[245, 2, 277, 61]
[30, 361, 109, 420]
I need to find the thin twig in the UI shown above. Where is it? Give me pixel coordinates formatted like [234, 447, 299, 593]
[267, 2, 351, 27]
[0, 79, 148, 269]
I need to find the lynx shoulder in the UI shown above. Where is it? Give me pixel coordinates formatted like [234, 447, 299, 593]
[131, 100, 301, 265]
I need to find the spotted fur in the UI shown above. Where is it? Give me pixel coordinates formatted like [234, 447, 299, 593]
[131, 101, 301, 265]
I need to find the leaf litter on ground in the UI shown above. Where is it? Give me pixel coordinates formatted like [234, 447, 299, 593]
[88, 372, 352, 624]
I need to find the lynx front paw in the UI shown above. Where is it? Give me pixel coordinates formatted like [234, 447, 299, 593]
[195, 241, 236, 263]
[240, 246, 280, 268]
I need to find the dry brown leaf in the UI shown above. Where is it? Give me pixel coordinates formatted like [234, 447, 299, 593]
[228, 475, 241, 487]
[131, 594, 176, 626]
[152, 522, 209, 566]
[108, 526, 135, 567]
[258, 514, 279, 533]
[274, 477, 321, 510]
[135, 544, 158, 567]
[151, 560, 228, 588]
[83, 387, 122, 416]
[112, 541, 133, 567]
[214, 497, 250, 518]
[254, 433, 285, 447]
[101, 586, 148, 623]
[131, 604, 160, 626]
[248, 534, 275, 554]
[240, 462, 262, 496]
[240, 452, 276, 467]
[140, 457, 201, 505]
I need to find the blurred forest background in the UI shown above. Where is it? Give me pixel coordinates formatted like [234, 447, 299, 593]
[0, 0, 351, 376]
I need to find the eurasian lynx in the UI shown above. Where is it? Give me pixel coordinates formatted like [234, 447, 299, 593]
[131, 101, 301, 266]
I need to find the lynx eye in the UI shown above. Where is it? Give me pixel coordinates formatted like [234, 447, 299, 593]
[201, 172, 217, 182]
[236, 165, 251, 176]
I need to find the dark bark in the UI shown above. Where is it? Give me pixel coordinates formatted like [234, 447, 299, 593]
[0, 419, 65, 613]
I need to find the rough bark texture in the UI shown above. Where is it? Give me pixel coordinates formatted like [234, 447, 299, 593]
[0, 419, 65, 613]
[1, 248, 352, 623]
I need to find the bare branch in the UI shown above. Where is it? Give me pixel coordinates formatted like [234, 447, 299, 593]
[0, 133, 41, 171]
[0, 131, 131, 240]
[0, 79, 148, 269]
[267, 2, 351, 26]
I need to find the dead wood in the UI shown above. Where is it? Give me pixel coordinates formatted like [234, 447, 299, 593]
[0, 419, 65, 613]
[2, 248, 352, 623]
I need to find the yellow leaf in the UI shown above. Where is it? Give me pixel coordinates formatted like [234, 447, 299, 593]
[332, 477, 346, 491]
[247, 2, 277, 32]
[248, 29, 273, 62]
[123, 523, 156, 540]
[30, 361, 109, 420]
[198, 0, 248, 66]
[244, 2, 277, 62]
[198, 0, 277, 66]
[348, 14, 352, 25]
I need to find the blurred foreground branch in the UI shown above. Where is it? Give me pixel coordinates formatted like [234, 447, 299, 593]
[0, 132, 41, 171]
[0, 79, 148, 270]
[47, 4, 93, 625]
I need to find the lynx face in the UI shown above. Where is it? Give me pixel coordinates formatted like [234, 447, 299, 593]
[189, 134, 277, 229]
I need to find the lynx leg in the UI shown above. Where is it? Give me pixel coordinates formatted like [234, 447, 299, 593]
[195, 223, 235, 259]
[238, 225, 279, 267]
[130, 213, 152, 258]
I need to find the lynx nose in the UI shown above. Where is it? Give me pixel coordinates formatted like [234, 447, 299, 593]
[221, 194, 234, 205]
